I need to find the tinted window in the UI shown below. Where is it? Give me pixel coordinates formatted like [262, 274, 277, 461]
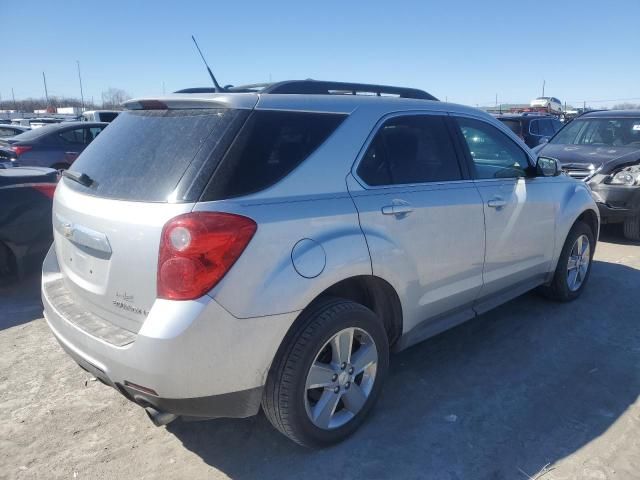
[59, 128, 85, 144]
[539, 119, 555, 136]
[65, 109, 245, 202]
[456, 117, 530, 179]
[551, 119, 562, 133]
[499, 119, 522, 136]
[203, 110, 346, 199]
[550, 117, 640, 146]
[529, 120, 540, 135]
[99, 112, 119, 122]
[358, 115, 461, 186]
[0, 127, 16, 137]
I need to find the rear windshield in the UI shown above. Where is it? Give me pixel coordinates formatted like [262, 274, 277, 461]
[202, 110, 346, 200]
[64, 109, 245, 202]
[550, 117, 640, 147]
[498, 119, 522, 136]
[99, 112, 119, 122]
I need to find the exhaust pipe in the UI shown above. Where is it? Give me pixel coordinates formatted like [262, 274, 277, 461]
[145, 407, 178, 427]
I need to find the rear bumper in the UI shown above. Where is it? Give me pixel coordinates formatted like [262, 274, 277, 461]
[589, 183, 640, 223]
[42, 246, 298, 419]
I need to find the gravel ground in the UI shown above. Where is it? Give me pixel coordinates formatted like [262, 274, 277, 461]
[1, 227, 639, 480]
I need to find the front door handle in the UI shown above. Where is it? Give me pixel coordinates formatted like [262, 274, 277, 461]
[381, 203, 413, 216]
[487, 197, 507, 208]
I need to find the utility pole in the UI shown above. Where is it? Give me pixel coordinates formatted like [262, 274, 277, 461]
[42, 71, 50, 107]
[12, 88, 16, 111]
[542, 80, 545, 97]
[77, 61, 85, 112]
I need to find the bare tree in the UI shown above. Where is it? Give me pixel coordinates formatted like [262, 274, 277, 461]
[612, 102, 640, 110]
[101, 88, 131, 109]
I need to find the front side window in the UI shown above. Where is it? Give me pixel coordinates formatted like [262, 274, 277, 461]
[357, 115, 462, 186]
[539, 119, 555, 137]
[456, 117, 530, 179]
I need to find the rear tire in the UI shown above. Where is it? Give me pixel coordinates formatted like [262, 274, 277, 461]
[0, 241, 16, 285]
[262, 297, 389, 448]
[540, 222, 594, 302]
[623, 215, 640, 241]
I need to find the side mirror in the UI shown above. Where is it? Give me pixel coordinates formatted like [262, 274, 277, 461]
[538, 137, 550, 146]
[536, 156, 560, 177]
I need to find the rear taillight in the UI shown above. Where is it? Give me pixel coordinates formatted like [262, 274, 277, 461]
[157, 212, 257, 300]
[10, 145, 32, 156]
[32, 183, 57, 199]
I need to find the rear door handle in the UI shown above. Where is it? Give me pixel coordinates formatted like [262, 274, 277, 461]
[487, 197, 507, 208]
[381, 204, 413, 216]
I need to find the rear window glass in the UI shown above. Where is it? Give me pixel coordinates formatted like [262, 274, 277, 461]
[99, 112, 119, 122]
[64, 109, 244, 202]
[203, 110, 346, 200]
[499, 119, 522, 136]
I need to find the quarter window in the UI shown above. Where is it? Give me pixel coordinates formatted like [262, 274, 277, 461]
[456, 117, 530, 179]
[357, 115, 462, 186]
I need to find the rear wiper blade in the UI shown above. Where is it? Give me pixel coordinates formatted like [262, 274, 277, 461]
[62, 170, 94, 187]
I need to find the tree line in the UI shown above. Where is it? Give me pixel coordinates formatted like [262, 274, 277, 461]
[0, 88, 131, 112]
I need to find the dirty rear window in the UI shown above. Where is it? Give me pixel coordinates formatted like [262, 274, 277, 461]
[64, 109, 245, 202]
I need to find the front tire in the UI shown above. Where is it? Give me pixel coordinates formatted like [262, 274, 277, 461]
[623, 215, 640, 241]
[541, 222, 595, 301]
[262, 298, 389, 447]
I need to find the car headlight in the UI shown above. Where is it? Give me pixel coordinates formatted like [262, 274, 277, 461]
[608, 165, 640, 186]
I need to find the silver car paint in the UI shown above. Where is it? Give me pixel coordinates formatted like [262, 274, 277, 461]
[42, 92, 599, 404]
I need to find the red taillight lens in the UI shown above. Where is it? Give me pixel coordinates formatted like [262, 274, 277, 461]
[31, 183, 57, 199]
[157, 212, 257, 300]
[11, 145, 32, 156]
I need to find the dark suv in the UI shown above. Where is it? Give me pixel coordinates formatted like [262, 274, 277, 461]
[497, 114, 562, 148]
[535, 110, 640, 240]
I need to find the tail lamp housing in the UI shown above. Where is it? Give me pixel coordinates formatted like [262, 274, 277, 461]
[157, 212, 257, 300]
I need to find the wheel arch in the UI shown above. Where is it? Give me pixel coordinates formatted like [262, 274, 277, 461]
[289, 275, 403, 349]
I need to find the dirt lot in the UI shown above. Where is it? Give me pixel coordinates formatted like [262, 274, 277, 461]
[1, 227, 639, 480]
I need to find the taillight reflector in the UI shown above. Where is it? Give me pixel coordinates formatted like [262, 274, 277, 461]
[157, 212, 257, 300]
[10, 145, 32, 156]
[31, 183, 57, 199]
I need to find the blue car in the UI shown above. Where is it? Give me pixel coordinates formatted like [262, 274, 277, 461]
[0, 121, 107, 169]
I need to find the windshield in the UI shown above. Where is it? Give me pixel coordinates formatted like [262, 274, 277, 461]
[551, 117, 640, 147]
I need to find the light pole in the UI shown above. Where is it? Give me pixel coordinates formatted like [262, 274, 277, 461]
[77, 61, 85, 112]
[42, 72, 50, 107]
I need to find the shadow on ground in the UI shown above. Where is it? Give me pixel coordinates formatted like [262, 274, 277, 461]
[0, 273, 43, 330]
[167, 258, 640, 479]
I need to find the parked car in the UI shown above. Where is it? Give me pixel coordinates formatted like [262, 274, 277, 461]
[81, 110, 120, 123]
[535, 110, 640, 240]
[29, 118, 63, 129]
[0, 166, 57, 279]
[42, 80, 599, 447]
[496, 114, 562, 148]
[0, 121, 107, 169]
[0, 124, 30, 138]
[530, 96, 563, 114]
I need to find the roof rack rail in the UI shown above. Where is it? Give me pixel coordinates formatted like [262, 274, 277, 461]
[175, 80, 438, 101]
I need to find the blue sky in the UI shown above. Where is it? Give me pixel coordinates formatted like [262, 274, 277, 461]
[3, 0, 639, 108]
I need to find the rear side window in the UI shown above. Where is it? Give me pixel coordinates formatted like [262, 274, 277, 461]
[203, 110, 346, 199]
[357, 115, 462, 186]
[99, 112, 119, 122]
[499, 119, 522, 136]
[529, 120, 539, 135]
[59, 128, 85, 144]
[65, 109, 245, 202]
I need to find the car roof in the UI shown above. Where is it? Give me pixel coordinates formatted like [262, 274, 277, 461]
[124, 92, 492, 120]
[9, 121, 108, 141]
[580, 110, 640, 118]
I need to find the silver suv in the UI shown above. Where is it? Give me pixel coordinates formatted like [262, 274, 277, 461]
[42, 80, 599, 447]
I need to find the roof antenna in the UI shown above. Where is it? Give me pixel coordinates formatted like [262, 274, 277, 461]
[191, 35, 223, 92]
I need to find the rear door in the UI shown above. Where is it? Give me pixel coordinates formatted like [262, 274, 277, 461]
[452, 115, 556, 311]
[348, 112, 485, 334]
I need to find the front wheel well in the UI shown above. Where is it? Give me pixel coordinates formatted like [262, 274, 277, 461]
[313, 276, 403, 347]
[575, 209, 599, 241]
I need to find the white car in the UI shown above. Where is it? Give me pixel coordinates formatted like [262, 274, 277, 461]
[530, 97, 563, 114]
